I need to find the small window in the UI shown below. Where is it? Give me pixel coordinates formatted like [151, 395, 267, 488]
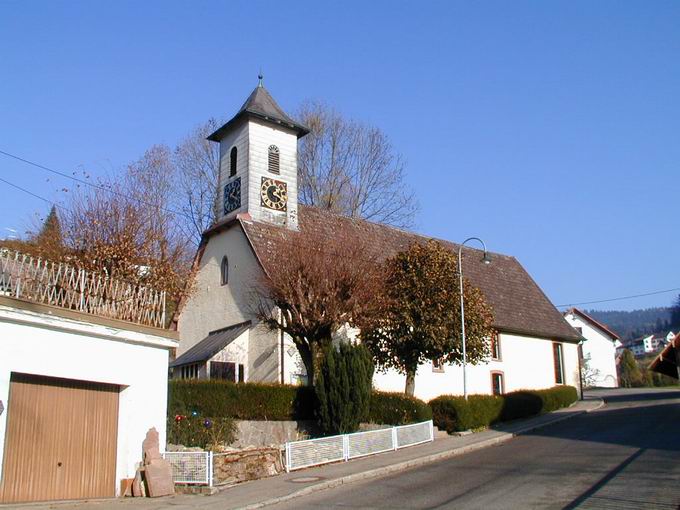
[268, 145, 280, 174]
[491, 372, 504, 395]
[210, 361, 236, 381]
[230, 147, 238, 177]
[491, 332, 501, 361]
[238, 364, 245, 383]
[553, 343, 564, 384]
[432, 358, 444, 373]
[220, 256, 228, 286]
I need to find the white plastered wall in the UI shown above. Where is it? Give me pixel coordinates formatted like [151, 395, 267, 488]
[246, 119, 299, 229]
[0, 305, 176, 495]
[178, 225, 280, 382]
[564, 313, 619, 388]
[373, 333, 581, 402]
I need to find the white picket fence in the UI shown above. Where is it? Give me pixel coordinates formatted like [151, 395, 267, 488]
[162, 420, 434, 484]
[284, 420, 434, 472]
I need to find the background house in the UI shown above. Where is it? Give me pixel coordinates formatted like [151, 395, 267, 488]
[617, 331, 675, 358]
[175, 81, 582, 400]
[563, 308, 620, 388]
[0, 251, 177, 503]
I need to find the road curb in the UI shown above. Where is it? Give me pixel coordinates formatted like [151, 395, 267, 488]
[237, 398, 605, 510]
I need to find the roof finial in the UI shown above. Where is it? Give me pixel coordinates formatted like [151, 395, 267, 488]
[258, 71, 263, 88]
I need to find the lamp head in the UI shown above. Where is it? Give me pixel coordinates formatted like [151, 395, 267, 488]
[482, 252, 492, 265]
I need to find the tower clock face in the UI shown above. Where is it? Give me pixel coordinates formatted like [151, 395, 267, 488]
[260, 177, 287, 212]
[223, 177, 241, 215]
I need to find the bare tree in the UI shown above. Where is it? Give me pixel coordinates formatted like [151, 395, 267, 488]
[254, 228, 383, 386]
[173, 118, 221, 245]
[297, 101, 419, 229]
[58, 145, 192, 302]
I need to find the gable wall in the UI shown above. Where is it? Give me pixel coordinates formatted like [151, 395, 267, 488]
[565, 313, 619, 387]
[177, 226, 285, 383]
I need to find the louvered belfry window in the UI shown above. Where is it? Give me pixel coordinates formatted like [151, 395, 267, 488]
[268, 145, 280, 174]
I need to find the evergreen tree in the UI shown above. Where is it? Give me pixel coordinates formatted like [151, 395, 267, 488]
[315, 342, 374, 435]
[31, 205, 64, 260]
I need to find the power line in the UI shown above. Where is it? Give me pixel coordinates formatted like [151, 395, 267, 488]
[557, 287, 680, 308]
[0, 176, 55, 206]
[0, 149, 193, 221]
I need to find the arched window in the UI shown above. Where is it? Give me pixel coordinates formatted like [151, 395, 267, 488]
[268, 145, 280, 174]
[220, 256, 229, 285]
[229, 147, 238, 177]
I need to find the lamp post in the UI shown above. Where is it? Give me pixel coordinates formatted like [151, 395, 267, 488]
[458, 237, 492, 400]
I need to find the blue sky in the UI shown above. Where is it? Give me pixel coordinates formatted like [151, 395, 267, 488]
[1, 1, 678, 311]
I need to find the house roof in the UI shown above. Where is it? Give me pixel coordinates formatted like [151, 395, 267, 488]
[649, 333, 680, 379]
[170, 320, 251, 367]
[204, 206, 580, 342]
[207, 84, 309, 141]
[565, 308, 620, 341]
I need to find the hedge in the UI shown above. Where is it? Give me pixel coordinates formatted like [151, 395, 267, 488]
[168, 380, 316, 421]
[430, 385, 578, 433]
[369, 391, 432, 425]
[169, 381, 432, 426]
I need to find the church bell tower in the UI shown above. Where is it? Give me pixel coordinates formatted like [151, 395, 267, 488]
[207, 76, 309, 229]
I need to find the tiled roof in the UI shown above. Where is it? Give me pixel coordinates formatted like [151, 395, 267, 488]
[235, 206, 580, 342]
[170, 321, 251, 367]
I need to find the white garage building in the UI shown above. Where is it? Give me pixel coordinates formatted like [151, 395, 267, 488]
[0, 252, 177, 503]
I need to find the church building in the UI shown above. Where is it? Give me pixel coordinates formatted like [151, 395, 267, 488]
[173, 79, 582, 401]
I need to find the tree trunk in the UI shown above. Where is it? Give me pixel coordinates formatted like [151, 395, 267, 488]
[404, 369, 416, 396]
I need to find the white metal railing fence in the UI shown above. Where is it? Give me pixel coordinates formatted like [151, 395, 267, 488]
[162, 452, 213, 486]
[0, 249, 167, 328]
[285, 420, 433, 472]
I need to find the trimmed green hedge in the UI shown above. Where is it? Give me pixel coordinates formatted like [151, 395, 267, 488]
[430, 386, 578, 433]
[169, 381, 432, 426]
[168, 380, 316, 421]
[369, 391, 432, 425]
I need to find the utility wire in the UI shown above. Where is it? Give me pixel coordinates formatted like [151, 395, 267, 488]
[0, 149, 193, 221]
[557, 287, 680, 308]
[0, 175, 55, 206]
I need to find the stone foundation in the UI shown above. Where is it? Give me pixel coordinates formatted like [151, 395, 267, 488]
[212, 447, 284, 486]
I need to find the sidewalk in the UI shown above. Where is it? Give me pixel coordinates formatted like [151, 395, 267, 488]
[2, 398, 603, 510]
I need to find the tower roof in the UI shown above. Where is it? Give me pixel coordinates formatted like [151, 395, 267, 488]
[208, 82, 310, 141]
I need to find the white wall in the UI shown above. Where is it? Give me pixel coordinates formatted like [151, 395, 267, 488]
[246, 119, 299, 229]
[217, 120, 249, 223]
[179, 226, 263, 354]
[564, 313, 619, 388]
[373, 333, 581, 402]
[178, 225, 281, 382]
[0, 304, 176, 495]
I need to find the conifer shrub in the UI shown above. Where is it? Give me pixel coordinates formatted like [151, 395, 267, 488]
[430, 386, 578, 433]
[315, 343, 374, 435]
[369, 391, 433, 425]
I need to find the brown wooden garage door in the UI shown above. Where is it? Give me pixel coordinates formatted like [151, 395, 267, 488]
[0, 373, 119, 503]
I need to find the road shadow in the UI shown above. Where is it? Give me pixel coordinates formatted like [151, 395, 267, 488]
[523, 389, 680, 452]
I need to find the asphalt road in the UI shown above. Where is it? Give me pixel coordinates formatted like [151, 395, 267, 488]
[269, 388, 680, 510]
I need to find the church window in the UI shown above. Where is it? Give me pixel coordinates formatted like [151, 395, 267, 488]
[230, 147, 238, 177]
[268, 145, 280, 174]
[220, 256, 229, 285]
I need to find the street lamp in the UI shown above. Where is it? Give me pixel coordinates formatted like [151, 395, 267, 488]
[458, 237, 491, 400]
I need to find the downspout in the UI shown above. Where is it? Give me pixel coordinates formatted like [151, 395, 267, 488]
[279, 308, 285, 384]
